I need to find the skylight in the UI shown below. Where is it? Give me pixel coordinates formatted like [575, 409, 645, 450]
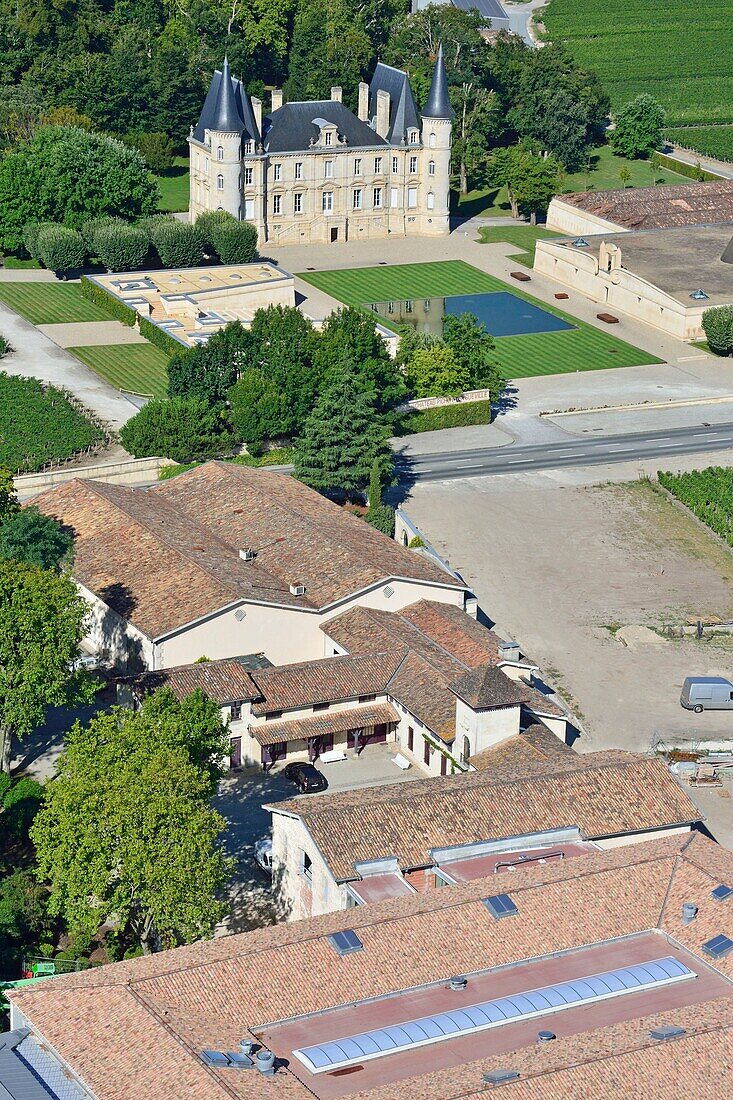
[712, 884, 733, 902]
[482, 893, 518, 920]
[293, 956, 694, 1074]
[328, 929, 363, 956]
[702, 934, 733, 960]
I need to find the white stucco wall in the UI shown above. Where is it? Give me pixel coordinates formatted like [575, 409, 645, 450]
[80, 583, 154, 673]
[270, 812, 345, 920]
[546, 198, 629, 237]
[594, 824, 692, 850]
[455, 698, 521, 760]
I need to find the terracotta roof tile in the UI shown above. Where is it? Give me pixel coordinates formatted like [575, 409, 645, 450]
[251, 702, 400, 745]
[559, 179, 733, 230]
[250, 651, 405, 715]
[118, 656, 266, 705]
[450, 664, 530, 709]
[470, 724, 576, 770]
[269, 754, 701, 880]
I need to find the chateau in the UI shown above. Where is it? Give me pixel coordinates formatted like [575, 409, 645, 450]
[188, 50, 453, 245]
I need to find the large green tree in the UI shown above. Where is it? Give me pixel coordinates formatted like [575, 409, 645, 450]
[31, 689, 232, 951]
[120, 397, 238, 463]
[611, 94, 666, 159]
[0, 506, 74, 571]
[407, 344, 469, 398]
[314, 307, 407, 413]
[489, 143, 562, 222]
[293, 363, 390, 496]
[0, 126, 158, 253]
[167, 321, 249, 405]
[444, 312, 503, 398]
[0, 559, 93, 772]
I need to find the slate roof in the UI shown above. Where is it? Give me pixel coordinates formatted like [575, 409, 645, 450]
[558, 179, 733, 230]
[193, 63, 260, 144]
[9, 834, 733, 1100]
[119, 655, 269, 706]
[252, 701, 400, 746]
[250, 650, 405, 715]
[31, 463, 463, 639]
[453, 0, 510, 26]
[0, 1028, 88, 1100]
[269, 752, 701, 880]
[422, 43, 454, 120]
[263, 100, 387, 153]
[369, 63, 421, 143]
[470, 723, 577, 770]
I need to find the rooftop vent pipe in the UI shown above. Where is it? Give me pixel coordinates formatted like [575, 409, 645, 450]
[537, 1030, 556, 1043]
[256, 1049, 275, 1077]
[449, 975, 468, 991]
[682, 902, 698, 924]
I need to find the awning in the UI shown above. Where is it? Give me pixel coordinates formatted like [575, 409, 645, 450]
[250, 702, 400, 747]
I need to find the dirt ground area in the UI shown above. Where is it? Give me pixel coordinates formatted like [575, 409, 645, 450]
[405, 476, 733, 756]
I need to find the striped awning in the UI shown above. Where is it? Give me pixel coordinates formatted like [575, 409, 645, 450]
[250, 702, 400, 747]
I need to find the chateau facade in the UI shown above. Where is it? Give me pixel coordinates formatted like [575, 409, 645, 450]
[188, 50, 453, 246]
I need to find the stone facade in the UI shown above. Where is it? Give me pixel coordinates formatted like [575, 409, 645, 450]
[188, 52, 453, 246]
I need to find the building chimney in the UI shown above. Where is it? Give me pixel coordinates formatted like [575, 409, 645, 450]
[358, 81, 370, 122]
[271, 88, 283, 112]
[331, 86, 343, 103]
[376, 89, 390, 139]
[251, 96, 262, 135]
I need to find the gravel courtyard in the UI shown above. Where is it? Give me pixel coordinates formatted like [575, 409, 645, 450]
[405, 475, 733, 753]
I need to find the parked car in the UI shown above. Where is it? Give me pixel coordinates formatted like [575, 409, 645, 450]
[681, 676, 733, 713]
[283, 761, 328, 793]
[254, 836, 273, 875]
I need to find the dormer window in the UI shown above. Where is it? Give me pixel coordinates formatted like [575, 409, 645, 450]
[244, 140, 253, 154]
[409, 129, 419, 144]
[324, 130, 333, 146]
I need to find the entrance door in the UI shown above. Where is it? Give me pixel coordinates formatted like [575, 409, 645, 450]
[229, 737, 242, 770]
[407, 726, 414, 751]
[371, 723, 388, 744]
[319, 731, 334, 755]
[330, 226, 339, 243]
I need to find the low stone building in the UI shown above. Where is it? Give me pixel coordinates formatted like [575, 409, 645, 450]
[546, 179, 733, 237]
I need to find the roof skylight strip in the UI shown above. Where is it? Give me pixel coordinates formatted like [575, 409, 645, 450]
[292, 956, 695, 1074]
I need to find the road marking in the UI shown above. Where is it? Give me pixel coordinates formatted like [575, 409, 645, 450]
[454, 463, 483, 469]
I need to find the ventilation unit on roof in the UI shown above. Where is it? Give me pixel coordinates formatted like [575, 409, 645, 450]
[712, 883, 733, 902]
[573, 237, 589, 248]
[483, 1070, 520, 1085]
[498, 640, 520, 662]
[327, 929, 363, 956]
[200, 1050, 229, 1067]
[690, 288, 709, 300]
[256, 1050, 276, 1077]
[226, 1051, 254, 1069]
[449, 975, 468, 992]
[383, 585, 394, 598]
[681, 902, 698, 924]
[289, 582, 307, 596]
[702, 934, 733, 960]
[537, 1030, 555, 1043]
[650, 1025, 686, 1041]
[482, 893, 518, 920]
[239, 548, 256, 562]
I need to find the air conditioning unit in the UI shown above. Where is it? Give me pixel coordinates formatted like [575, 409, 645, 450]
[289, 582, 306, 596]
[239, 548, 256, 561]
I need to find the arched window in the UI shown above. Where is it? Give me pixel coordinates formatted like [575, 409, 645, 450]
[428, 160, 435, 176]
[427, 191, 435, 210]
[217, 174, 224, 191]
[429, 133, 436, 149]
[217, 146, 224, 160]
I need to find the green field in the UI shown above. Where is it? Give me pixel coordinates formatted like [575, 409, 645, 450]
[69, 344, 170, 398]
[0, 372, 104, 472]
[666, 126, 733, 164]
[298, 261, 662, 378]
[543, 0, 733, 156]
[0, 282, 111, 325]
[154, 157, 190, 213]
[476, 226, 564, 267]
[659, 467, 733, 546]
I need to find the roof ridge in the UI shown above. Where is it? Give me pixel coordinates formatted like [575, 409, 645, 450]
[394, 608, 473, 671]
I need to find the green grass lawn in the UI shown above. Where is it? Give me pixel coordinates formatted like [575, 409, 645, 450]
[68, 344, 170, 398]
[1, 257, 41, 270]
[154, 157, 190, 213]
[476, 226, 565, 267]
[298, 260, 662, 379]
[0, 282, 112, 325]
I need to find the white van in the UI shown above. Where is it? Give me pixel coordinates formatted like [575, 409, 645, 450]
[680, 676, 733, 713]
[254, 836, 273, 875]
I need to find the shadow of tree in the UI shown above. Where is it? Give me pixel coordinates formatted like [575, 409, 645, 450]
[96, 584, 144, 674]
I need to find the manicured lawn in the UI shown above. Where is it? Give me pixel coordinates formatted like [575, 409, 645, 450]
[298, 260, 662, 378]
[0, 282, 111, 325]
[154, 157, 190, 213]
[476, 226, 564, 267]
[68, 344, 170, 398]
[1, 257, 41, 270]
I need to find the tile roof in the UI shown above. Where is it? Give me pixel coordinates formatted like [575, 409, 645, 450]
[251, 701, 400, 746]
[450, 664, 530, 709]
[399, 600, 506, 666]
[269, 753, 701, 880]
[250, 651, 405, 715]
[470, 724, 577, 771]
[10, 834, 733, 1100]
[558, 179, 733, 230]
[118, 655, 269, 705]
[31, 463, 463, 639]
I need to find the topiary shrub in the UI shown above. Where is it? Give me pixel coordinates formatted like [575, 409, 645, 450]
[80, 215, 118, 249]
[92, 221, 150, 271]
[37, 225, 86, 275]
[150, 221, 204, 268]
[195, 210, 233, 254]
[209, 218, 258, 264]
[702, 305, 733, 356]
[120, 396, 238, 462]
[23, 221, 56, 261]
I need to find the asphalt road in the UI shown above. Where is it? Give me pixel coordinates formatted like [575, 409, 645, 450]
[401, 422, 733, 482]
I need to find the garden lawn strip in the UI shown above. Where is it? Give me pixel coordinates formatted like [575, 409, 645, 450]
[298, 260, 662, 378]
[0, 282, 112, 324]
[68, 344, 170, 398]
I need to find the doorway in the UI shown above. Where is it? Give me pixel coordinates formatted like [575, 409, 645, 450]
[330, 226, 339, 243]
[229, 737, 242, 770]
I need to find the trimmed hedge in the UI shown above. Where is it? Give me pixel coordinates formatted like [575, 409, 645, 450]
[654, 152, 719, 182]
[150, 221, 204, 267]
[393, 399, 492, 436]
[195, 210, 232, 251]
[138, 316, 184, 356]
[92, 221, 150, 271]
[80, 275, 136, 326]
[209, 219, 258, 264]
[702, 305, 733, 356]
[37, 225, 86, 274]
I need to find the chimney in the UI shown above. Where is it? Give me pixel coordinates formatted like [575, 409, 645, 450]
[251, 96, 262, 135]
[376, 89, 390, 139]
[331, 86, 342, 103]
[358, 81, 370, 122]
[271, 88, 283, 112]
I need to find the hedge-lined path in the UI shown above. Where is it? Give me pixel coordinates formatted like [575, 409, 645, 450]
[39, 321, 148, 348]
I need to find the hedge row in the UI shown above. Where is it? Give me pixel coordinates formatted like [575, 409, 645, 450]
[393, 399, 492, 436]
[79, 276, 136, 325]
[138, 316, 184, 357]
[655, 152, 720, 182]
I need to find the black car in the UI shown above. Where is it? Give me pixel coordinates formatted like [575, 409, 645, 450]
[283, 762, 328, 793]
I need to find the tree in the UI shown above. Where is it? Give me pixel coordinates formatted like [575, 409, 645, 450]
[293, 363, 390, 496]
[407, 343, 470, 398]
[228, 369, 290, 449]
[206, 217, 258, 265]
[91, 221, 150, 271]
[619, 165, 632, 188]
[514, 86, 591, 172]
[702, 306, 733, 356]
[31, 691, 232, 951]
[0, 506, 73, 571]
[286, 0, 372, 106]
[124, 132, 174, 174]
[0, 559, 93, 772]
[167, 322, 249, 405]
[611, 95, 666, 159]
[120, 398, 238, 463]
[365, 456, 395, 536]
[244, 306, 322, 431]
[0, 126, 159, 253]
[0, 468, 18, 523]
[314, 307, 406, 413]
[150, 221, 205, 268]
[444, 312, 503, 397]
[454, 84, 503, 193]
[37, 224, 86, 274]
[489, 143, 562, 222]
